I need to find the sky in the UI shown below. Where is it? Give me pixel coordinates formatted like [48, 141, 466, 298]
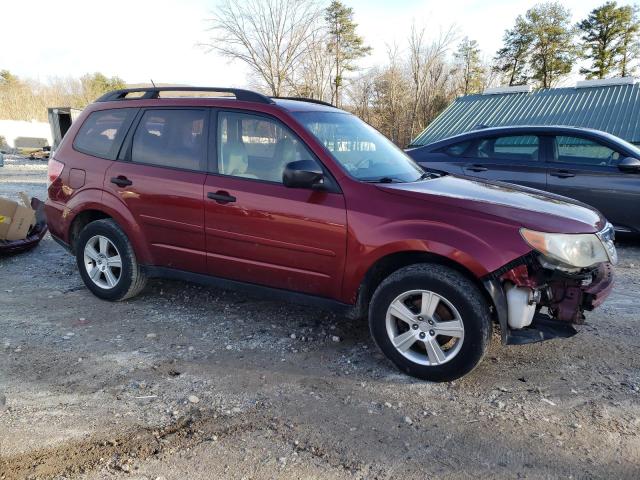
[1, 0, 637, 88]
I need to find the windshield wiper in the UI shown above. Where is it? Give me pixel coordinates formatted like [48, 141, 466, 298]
[364, 177, 405, 183]
[418, 170, 445, 181]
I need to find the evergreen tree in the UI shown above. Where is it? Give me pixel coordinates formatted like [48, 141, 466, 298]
[494, 16, 532, 86]
[618, 4, 640, 77]
[453, 37, 484, 95]
[80, 73, 126, 102]
[526, 2, 577, 88]
[325, 1, 371, 107]
[578, 2, 630, 79]
[0, 70, 20, 87]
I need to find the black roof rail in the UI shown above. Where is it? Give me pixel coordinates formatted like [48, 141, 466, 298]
[95, 87, 275, 104]
[270, 96, 335, 108]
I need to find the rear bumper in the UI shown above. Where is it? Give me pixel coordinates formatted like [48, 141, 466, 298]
[44, 199, 70, 245]
[50, 233, 72, 252]
[0, 198, 48, 256]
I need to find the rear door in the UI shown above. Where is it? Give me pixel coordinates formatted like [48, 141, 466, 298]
[457, 134, 548, 190]
[104, 108, 208, 273]
[203, 110, 347, 299]
[547, 134, 639, 231]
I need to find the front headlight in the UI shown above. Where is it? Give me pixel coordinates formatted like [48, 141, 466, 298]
[520, 228, 615, 268]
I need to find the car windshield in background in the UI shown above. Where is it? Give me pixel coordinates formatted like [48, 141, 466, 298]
[292, 111, 424, 183]
[597, 130, 640, 159]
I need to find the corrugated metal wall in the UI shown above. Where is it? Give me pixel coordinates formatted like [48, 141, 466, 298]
[412, 83, 640, 146]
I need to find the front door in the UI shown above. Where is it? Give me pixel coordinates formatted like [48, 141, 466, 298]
[105, 108, 208, 273]
[204, 110, 347, 298]
[546, 134, 639, 232]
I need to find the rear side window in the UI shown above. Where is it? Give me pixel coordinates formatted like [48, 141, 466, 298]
[131, 109, 206, 171]
[73, 109, 134, 159]
[473, 135, 540, 161]
[555, 136, 621, 166]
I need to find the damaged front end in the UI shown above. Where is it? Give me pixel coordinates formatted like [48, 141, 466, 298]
[483, 224, 616, 345]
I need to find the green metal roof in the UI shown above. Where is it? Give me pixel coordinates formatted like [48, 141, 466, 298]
[411, 83, 640, 146]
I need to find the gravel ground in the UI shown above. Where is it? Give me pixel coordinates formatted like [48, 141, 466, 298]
[1, 156, 639, 479]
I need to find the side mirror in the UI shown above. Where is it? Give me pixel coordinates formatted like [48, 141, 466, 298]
[618, 157, 640, 173]
[283, 160, 326, 190]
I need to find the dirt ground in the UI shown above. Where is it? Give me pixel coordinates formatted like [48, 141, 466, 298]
[1, 156, 639, 479]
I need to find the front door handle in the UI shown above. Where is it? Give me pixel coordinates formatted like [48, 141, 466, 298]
[550, 170, 575, 178]
[110, 176, 133, 187]
[466, 164, 488, 172]
[207, 191, 236, 204]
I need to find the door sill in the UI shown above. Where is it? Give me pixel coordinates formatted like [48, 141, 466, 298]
[142, 266, 354, 316]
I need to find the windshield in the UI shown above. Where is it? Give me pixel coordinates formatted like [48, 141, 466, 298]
[292, 111, 424, 182]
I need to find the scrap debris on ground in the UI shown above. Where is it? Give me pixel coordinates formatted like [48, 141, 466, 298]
[0, 156, 638, 479]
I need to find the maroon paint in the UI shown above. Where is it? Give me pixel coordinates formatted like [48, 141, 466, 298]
[45, 97, 611, 308]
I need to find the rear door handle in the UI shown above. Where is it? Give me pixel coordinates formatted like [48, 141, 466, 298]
[550, 170, 575, 178]
[110, 176, 133, 187]
[207, 191, 236, 204]
[466, 164, 488, 172]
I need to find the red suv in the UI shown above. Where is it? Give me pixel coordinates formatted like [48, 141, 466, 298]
[46, 87, 616, 381]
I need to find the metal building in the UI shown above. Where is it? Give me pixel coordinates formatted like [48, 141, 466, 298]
[411, 78, 640, 147]
[48, 107, 81, 150]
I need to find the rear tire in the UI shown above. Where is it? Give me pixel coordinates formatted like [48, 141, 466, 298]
[369, 263, 491, 382]
[75, 219, 147, 301]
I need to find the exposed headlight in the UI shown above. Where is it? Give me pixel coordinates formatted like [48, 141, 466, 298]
[520, 228, 616, 268]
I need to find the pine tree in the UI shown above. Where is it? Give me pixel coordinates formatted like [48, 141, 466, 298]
[526, 2, 577, 89]
[453, 37, 484, 95]
[0, 70, 20, 87]
[578, 2, 630, 79]
[618, 4, 640, 77]
[325, 1, 371, 107]
[494, 16, 532, 86]
[80, 73, 127, 103]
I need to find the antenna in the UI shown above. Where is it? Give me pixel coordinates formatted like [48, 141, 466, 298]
[150, 78, 156, 88]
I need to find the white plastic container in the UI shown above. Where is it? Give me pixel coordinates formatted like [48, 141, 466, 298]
[505, 284, 536, 329]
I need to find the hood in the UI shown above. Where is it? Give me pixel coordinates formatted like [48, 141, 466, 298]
[378, 175, 605, 234]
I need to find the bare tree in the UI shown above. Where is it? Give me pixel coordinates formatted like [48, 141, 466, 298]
[205, 0, 323, 96]
[372, 45, 412, 145]
[407, 24, 456, 138]
[287, 28, 334, 101]
[345, 69, 375, 122]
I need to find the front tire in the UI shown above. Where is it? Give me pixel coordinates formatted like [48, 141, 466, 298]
[75, 219, 147, 301]
[369, 264, 491, 382]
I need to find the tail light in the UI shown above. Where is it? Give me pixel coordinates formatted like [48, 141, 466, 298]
[47, 158, 65, 188]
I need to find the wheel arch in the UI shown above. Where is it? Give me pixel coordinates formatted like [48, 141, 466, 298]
[68, 209, 112, 253]
[65, 193, 152, 264]
[350, 250, 499, 328]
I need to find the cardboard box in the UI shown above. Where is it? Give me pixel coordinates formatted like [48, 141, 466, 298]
[0, 193, 36, 241]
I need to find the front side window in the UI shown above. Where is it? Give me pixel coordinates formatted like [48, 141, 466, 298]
[73, 109, 134, 159]
[217, 111, 319, 183]
[555, 136, 621, 166]
[131, 109, 206, 170]
[292, 111, 423, 183]
[473, 135, 540, 161]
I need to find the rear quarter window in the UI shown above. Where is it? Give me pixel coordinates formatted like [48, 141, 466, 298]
[73, 109, 135, 159]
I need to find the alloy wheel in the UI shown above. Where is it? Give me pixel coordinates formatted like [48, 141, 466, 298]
[83, 235, 122, 289]
[385, 289, 465, 366]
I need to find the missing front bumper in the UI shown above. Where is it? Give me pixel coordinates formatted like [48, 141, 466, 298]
[504, 313, 578, 345]
[483, 254, 614, 345]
